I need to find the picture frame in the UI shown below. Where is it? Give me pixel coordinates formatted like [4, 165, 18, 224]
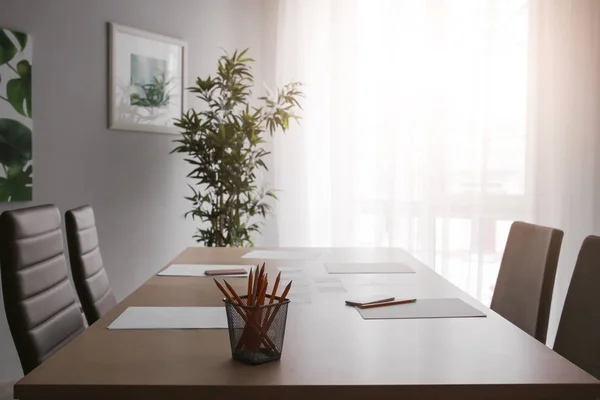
[0, 27, 33, 201]
[108, 23, 187, 135]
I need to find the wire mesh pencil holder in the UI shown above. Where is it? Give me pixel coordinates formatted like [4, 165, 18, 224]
[224, 295, 290, 365]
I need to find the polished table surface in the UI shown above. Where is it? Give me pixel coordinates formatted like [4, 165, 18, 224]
[15, 247, 600, 400]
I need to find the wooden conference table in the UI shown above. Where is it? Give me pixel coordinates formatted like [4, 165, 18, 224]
[15, 247, 600, 400]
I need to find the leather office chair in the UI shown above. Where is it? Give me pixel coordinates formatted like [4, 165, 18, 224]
[65, 205, 116, 326]
[0, 205, 85, 375]
[490, 221, 563, 343]
[554, 235, 600, 379]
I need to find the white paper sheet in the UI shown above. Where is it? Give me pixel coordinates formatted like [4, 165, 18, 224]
[242, 250, 320, 260]
[316, 282, 346, 293]
[277, 266, 304, 272]
[158, 264, 249, 277]
[312, 275, 342, 283]
[288, 284, 311, 294]
[325, 262, 414, 274]
[281, 272, 307, 281]
[288, 294, 312, 304]
[277, 266, 305, 278]
[280, 278, 309, 287]
[108, 307, 228, 329]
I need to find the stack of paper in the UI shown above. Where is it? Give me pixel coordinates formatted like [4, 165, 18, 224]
[356, 298, 486, 320]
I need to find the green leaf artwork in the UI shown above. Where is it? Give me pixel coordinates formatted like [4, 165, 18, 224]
[7, 60, 32, 117]
[130, 54, 172, 109]
[0, 118, 32, 166]
[0, 30, 18, 65]
[0, 28, 32, 202]
[0, 164, 32, 201]
[130, 72, 171, 108]
[12, 31, 27, 52]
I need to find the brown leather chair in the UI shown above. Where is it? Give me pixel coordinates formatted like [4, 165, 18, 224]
[0, 205, 85, 375]
[490, 221, 563, 343]
[65, 205, 116, 326]
[554, 235, 600, 379]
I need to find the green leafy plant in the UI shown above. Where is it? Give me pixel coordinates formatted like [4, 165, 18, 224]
[172, 49, 303, 246]
[0, 28, 32, 202]
[131, 72, 172, 108]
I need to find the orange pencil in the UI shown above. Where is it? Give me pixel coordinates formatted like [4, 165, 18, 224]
[223, 280, 244, 305]
[257, 279, 268, 306]
[257, 263, 265, 293]
[269, 272, 281, 304]
[252, 265, 261, 305]
[279, 281, 292, 302]
[247, 269, 254, 305]
[214, 279, 234, 303]
[259, 264, 265, 283]
[358, 299, 417, 309]
[257, 280, 292, 345]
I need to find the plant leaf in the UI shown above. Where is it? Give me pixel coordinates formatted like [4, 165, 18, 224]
[0, 164, 32, 202]
[0, 118, 32, 167]
[10, 184, 32, 201]
[6, 60, 32, 117]
[10, 30, 27, 52]
[0, 30, 18, 65]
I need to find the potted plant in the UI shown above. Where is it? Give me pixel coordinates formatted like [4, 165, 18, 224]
[172, 49, 303, 246]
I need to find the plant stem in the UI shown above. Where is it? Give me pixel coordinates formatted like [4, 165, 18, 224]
[0, 95, 9, 103]
[219, 190, 224, 247]
[7, 62, 18, 75]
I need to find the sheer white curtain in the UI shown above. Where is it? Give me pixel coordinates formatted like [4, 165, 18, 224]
[267, 0, 530, 304]
[528, 0, 600, 343]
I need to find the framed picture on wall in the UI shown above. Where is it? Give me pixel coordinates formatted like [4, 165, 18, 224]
[108, 23, 187, 134]
[0, 27, 33, 201]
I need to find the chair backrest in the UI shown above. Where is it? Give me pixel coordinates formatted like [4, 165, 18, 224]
[0, 205, 85, 374]
[65, 205, 116, 326]
[490, 221, 563, 343]
[554, 235, 600, 379]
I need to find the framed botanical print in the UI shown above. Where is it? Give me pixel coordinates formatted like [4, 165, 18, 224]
[108, 23, 187, 134]
[0, 27, 32, 201]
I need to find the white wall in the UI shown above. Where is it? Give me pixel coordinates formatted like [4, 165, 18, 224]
[0, 0, 266, 383]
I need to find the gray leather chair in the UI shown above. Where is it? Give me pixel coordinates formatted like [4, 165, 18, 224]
[554, 235, 600, 379]
[491, 221, 563, 343]
[65, 205, 116, 326]
[0, 205, 85, 375]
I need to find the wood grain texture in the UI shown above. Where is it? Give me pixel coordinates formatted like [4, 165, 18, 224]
[14, 247, 600, 400]
[0, 381, 14, 400]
